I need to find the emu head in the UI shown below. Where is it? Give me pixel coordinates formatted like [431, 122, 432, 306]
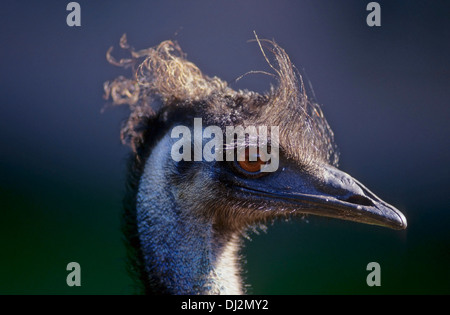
[105, 34, 406, 242]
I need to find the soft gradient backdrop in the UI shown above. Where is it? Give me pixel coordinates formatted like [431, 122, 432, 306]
[0, 0, 449, 294]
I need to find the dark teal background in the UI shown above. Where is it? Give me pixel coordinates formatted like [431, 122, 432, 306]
[1, 1, 449, 294]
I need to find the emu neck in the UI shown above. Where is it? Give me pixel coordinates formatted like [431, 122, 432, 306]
[136, 135, 242, 294]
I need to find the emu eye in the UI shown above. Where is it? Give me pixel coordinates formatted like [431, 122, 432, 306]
[233, 148, 268, 176]
[238, 156, 265, 173]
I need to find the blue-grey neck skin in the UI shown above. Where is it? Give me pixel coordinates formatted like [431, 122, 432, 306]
[136, 133, 242, 295]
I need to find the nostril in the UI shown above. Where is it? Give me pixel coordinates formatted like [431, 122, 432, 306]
[344, 195, 374, 206]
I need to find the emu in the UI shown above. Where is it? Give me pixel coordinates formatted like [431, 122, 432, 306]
[104, 34, 407, 295]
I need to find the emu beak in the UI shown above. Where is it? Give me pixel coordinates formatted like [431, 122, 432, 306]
[240, 164, 407, 230]
[299, 165, 408, 230]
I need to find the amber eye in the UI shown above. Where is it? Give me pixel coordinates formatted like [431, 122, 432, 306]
[236, 149, 267, 174]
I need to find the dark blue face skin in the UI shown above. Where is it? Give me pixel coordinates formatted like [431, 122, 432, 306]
[174, 144, 407, 231]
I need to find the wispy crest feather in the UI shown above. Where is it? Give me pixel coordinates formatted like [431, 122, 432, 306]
[104, 33, 338, 166]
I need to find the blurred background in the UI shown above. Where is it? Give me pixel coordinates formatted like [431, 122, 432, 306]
[0, 0, 449, 294]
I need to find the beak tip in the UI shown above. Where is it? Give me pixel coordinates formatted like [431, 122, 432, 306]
[396, 211, 408, 230]
[382, 204, 407, 230]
